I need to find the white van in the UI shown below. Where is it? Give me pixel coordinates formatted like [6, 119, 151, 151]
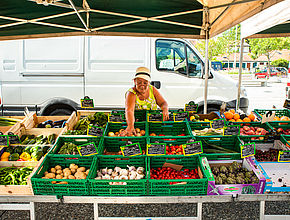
[0, 36, 248, 115]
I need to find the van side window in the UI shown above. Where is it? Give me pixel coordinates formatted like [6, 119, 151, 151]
[156, 40, 186, 76]
[186, 46, 202, 77]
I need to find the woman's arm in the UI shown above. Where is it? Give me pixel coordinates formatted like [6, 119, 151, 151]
[122, 91, 136, 136]
[153, 86, 169, 121]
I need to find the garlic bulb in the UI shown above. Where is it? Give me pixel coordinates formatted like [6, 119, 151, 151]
[103, 174, 111, 179]
[119, 175, 128, 180]
[129, 171, 137, 179]
[101, 168, 108, 175]
[111, 171, 118, 177]
[120, 169, 129, 176]
[95, 176, 102, 180]
[136, 173, 145, 180]
[97, 171, 102, 177]
[136, 167, 144, 174]
[113, 176, 120, 180]
[127, 165, 136, 172]
[114, 167, 122, 173]
[107, 169, 113, 175]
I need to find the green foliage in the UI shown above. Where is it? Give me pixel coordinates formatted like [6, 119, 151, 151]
[248, 37, 290, 66]
[271, 58, 289, 68]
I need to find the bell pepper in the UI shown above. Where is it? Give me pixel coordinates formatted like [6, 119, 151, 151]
[17, 158, 25, 161]
[1, 152, 10, 160]
[19, 152, 31, 161]
[1, 158, 8, 161]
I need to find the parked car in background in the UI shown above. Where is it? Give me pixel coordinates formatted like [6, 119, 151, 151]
[276, 67, 288, 74]
[254, 68, 279, 79]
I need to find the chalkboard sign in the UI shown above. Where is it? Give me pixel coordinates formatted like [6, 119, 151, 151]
[77, 142, 98, 156]
[120, 143, 142, 157]
[278, 151, 290, 162]
[185, 104, 198, 113]
[87, 126, 104, 137]
[182, 141, 203, 156]
[80, 96, 94, 108]
[8, 132, 20, 145]
[173, 112, 188, 122]
[108, 113, 124, 123]
[241, 143, 256, 158]
[148, 113, 163, 122]
[147, 143, 166, 156]
[0, 135, 8, 147]
[210, 119, 225, 129]
[284, 100, 290, 110]
[224, 125, 240, 136]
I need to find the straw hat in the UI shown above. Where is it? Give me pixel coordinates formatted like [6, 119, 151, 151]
[134, 67, 151, 82]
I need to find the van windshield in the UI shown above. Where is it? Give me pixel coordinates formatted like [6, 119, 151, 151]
[156, 39, 202, 78]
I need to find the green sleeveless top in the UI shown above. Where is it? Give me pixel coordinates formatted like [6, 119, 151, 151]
[127, 85, 158, 110]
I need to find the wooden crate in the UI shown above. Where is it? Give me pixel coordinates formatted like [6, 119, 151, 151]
[64, 110, 109, 134]
[0, 115, 27, 135]
[22, 113, 71, 129]
[0, 158, 43, 195]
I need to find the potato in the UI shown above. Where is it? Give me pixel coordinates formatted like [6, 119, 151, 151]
[42, 177, 49, 179]
[44, 171, 48, 175]
[68, 175, 75, 179]
[63, 170, 72, 177]
[115, 132, 119, 136]
[57, 181, 68, 184]
[135, 133, 141, 137]
[77, 167, 86, 172]
[56, 170, 63, 175]
[51, 181, 57, 184]
[56, 174, 63, 179]
[45, 173, 55, 179]
[108, 132, 115, 137]
[55, 165, 62, 170]
[69, 164, 78, 170]
[140, 130, 145, 136]
[74, 171, 87, 179]
[135, 128, 141, 133]
[63, 168, 70, 172]
[85, 169, 90, 176]
[62, 176, 68, 179]
[50, 168, 56, 173]
[70, 168, 77, 174]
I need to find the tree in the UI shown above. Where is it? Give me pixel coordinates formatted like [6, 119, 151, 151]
[248, 37, 290, 72]
[194, 38, 224, 60]
[271, 58, 289, 68]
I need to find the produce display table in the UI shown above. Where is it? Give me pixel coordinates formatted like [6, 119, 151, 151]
[0, 194, 289, 220]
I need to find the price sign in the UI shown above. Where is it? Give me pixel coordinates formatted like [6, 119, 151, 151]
[241, 143, 256, 158]
[223, 125, 240, 136]
[148, 113, 163, 122]
[87, 126, 104, 137]
[147, 143, 166, 156]
[120, 143, 142, 157]
[80, 96, 94, 108]
[8, 132, 20, 145]
[185, 104, 198, 113]
[173, 112, 188, 122]
[182, 140, 203, 156]
[0, 135, 8, 147]
[108, 113, 124, 123]
[210, 119, 225, 129]
[77, 142, 98, 156]
[278, 151, 290, 162]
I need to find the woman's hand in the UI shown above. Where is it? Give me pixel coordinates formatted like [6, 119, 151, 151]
[162, 109, 169, 121]
[119, 126, 136, 136]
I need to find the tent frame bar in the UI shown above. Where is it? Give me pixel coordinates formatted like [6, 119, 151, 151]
[68, 0, 89, 31]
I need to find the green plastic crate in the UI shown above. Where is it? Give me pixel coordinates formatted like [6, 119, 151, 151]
[188, 121, 211, 131]
[48, 136, 102, 156]
[148, 121, 192, 138]
[205, 153, 242, 161]
[99, 137, 147, 157]
[104, 122, 147, 137]
[31, 155, 93, 196]
[254, 109, 290, 125]
[237, 122, 273, 138]
[146, 109, 183, 122]
[88, 156, 147, 196]
[111, 110, 147, 122]
[148, 136, 195, 157]
[196, 136, 241, 157]
[148, 156, 208, 196]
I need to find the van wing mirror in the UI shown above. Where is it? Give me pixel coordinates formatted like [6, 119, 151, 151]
[201, 65, 213, 79]
[151, 81, 161, 89]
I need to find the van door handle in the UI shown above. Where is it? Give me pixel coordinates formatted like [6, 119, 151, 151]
[151, 81, 161, 89]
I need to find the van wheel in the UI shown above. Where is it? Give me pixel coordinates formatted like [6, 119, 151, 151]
[48, 108, 73, 116]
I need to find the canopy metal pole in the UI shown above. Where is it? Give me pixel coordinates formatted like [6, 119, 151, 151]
[204, 30, 209, 114]
[236, 38, 244, 110]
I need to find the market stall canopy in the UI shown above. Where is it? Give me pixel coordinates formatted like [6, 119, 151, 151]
[241, 0, 290, 38]
[0, 0, 283, 41]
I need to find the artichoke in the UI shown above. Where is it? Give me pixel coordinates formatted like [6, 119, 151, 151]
[212, 167, 219, 175]
[251, 176, 259, 184]
[219, 173, 227, 182]
[245, 172, 253, 178]
[215, 176, 223, 185]
[232, 161, 239, 170]
[219, 166, 228, 174]
[236, 176, 244, 184]
[228, 173, 235, 179]
[244, 177, 250, 184]
[228, 166, 235, 173]
[227, 177, 236, 184]
[237, 172, 245, 178]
